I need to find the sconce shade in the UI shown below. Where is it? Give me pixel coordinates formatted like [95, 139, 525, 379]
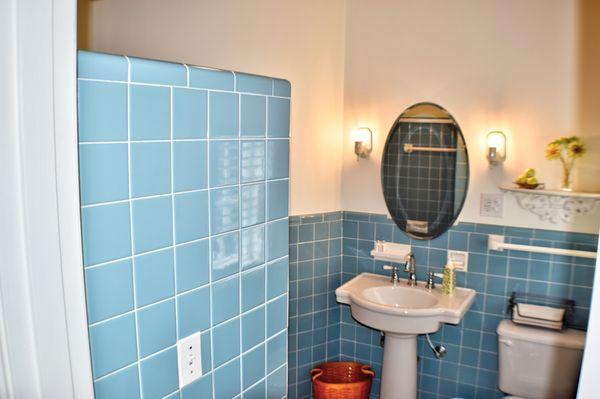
[486, 131, 506, 164]
[353, 127, 372, 159]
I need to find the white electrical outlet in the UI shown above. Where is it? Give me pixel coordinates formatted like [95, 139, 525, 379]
[177, 332, 202, 388]
[448, 250, 469, 272]
[480, 193, 503, 218]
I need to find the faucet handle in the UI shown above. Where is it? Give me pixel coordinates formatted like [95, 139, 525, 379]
[383, 265, 397, 271]
[383, 265, 400, 283]
[425, 272, 443, 290]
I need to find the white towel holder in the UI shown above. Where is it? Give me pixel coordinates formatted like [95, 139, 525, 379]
[488, 234, 597, 259]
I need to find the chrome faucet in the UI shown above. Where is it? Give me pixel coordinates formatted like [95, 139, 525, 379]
[382, 264, 400, 286]
[404, 253, 417, 286]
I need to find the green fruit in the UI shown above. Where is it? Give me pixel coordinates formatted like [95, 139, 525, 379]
[524, 168, 536, 178]
[526, 177, 538, 185]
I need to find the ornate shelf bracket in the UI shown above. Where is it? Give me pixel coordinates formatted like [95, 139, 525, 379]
[500, 186, 600, 224]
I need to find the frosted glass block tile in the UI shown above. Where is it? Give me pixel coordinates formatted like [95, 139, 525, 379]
[78, 51, 127, 81]
[130, 57, 186, 85]
[130, 85, 170, 140]
[79, 143, 129, 205]
[81, 203, 131, 266]
[78, 81, 127, 142]
[173, 88, 208, 139]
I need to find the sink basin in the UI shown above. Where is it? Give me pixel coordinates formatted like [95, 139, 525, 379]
[336, 272, 476, 399]
[362, 286, 439, 309]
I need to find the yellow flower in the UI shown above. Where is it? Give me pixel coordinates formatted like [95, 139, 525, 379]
[545, 142, 561, 160]
[567, 141, 586, 159]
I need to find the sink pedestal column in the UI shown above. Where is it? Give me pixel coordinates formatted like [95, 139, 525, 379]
[380, 333, 417, 399]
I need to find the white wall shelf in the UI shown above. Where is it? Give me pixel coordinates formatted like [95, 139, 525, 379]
[500, 186, 600, 223]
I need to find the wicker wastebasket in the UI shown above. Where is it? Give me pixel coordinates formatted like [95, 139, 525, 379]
[310, 362, 374, 399]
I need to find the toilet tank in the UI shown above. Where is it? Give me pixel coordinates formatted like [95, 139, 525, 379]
[497, 320, 586, 399]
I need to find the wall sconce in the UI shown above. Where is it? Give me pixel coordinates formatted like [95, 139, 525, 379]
[486, 131, 506, 165]
[352, 127, 372, 160]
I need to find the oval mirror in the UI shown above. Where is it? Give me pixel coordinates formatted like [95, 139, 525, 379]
[381, 102, 469, 239]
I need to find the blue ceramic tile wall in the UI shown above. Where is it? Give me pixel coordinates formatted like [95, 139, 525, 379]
[287, 212, 343, 399]
[288, 211, 597, 399]
[78, 50, 290, 399]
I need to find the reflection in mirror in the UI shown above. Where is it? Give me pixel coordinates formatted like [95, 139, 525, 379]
[381, 102, 469, 239]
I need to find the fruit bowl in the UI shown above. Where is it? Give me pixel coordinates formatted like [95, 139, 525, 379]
[514, 181, 544, 190]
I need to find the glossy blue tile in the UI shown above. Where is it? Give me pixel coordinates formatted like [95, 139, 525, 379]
[173, 141, 207, 192]
[449, 231, 469, 251]
[78, 81, 127, 142]
[267, 257, 288, 300]
[241, 183, 265, 228]
[213, 318, 241, 367]
[266, 140, 289, 179]
[89, 314, 137, 378]
[267, 180, 289, 221]
[134, 249, 174, 307]
[177, 286, 210, 337]
[137, 299, 176, 357]
[130, 57, 186, 86]
[79, 143, 128, 205]
[131, 142, 171, 197]
[174, 191, 209, 244]
[244, 380, 265, 398]
[140, 347, 178, 399]
[243, 344, 265, 389]
[267, 295, 287, 337]
[266, 363, 286, 398]
[210, 187, 239, 234]
[173, 88, 207, 139]
[267, 331, 286, 373]
[213, 358, 240, 399]
[241, 225, 265, 270]
[181, 374, 212, 399]
[240, 140, 266, 183]
[267, 219, 288, 261]
[240, 95, 266, 136]
[81, 203, 131, 265]
[242, 266, 265, 312]
[237, 73, 272, 94]
[242, 306, 265, 351]
[130, 85, 170, 140]
[209, 92, 238, 138]
[267, 98, 290, 138]
[175, 240, 209, 293]
[189, 67, 234, 91]
[273, 79, 291, 97]
[211, 231, 239, 281]
[132, 197, 173, 253]
[94, 364, 140, 399]
[211, 276, 240, 325]
[201, 331, 212, 373]
[85, 259, 133, 323]
[78, 51, 127, 81]
[209, 140, 238, 187]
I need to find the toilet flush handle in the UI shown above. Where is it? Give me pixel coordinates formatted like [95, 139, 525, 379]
[498, 338, 513, 346]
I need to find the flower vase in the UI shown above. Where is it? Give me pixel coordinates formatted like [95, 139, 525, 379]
[561, 161, 573, 192]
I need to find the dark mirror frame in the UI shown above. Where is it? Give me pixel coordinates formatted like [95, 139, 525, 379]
[380, 102, 470, 240]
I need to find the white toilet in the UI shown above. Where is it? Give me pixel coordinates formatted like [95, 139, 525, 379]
[497, 320, 586, 399]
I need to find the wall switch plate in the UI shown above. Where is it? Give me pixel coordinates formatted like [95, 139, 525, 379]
[480, 193, 503, 218]
[177, 332, 202, 388]
[447, 250, 468, 272]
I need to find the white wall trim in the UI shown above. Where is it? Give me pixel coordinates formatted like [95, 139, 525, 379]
[0, 0, 93, 397]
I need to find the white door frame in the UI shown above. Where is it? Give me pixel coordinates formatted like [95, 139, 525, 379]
[0, 0, 93, 397]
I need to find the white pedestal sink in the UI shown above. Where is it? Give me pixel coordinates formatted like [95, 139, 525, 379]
[336, 273, 476, 399]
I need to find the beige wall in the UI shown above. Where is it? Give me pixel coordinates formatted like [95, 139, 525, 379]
[342, 0, 599, 233]
[79, 0, 346, 215]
